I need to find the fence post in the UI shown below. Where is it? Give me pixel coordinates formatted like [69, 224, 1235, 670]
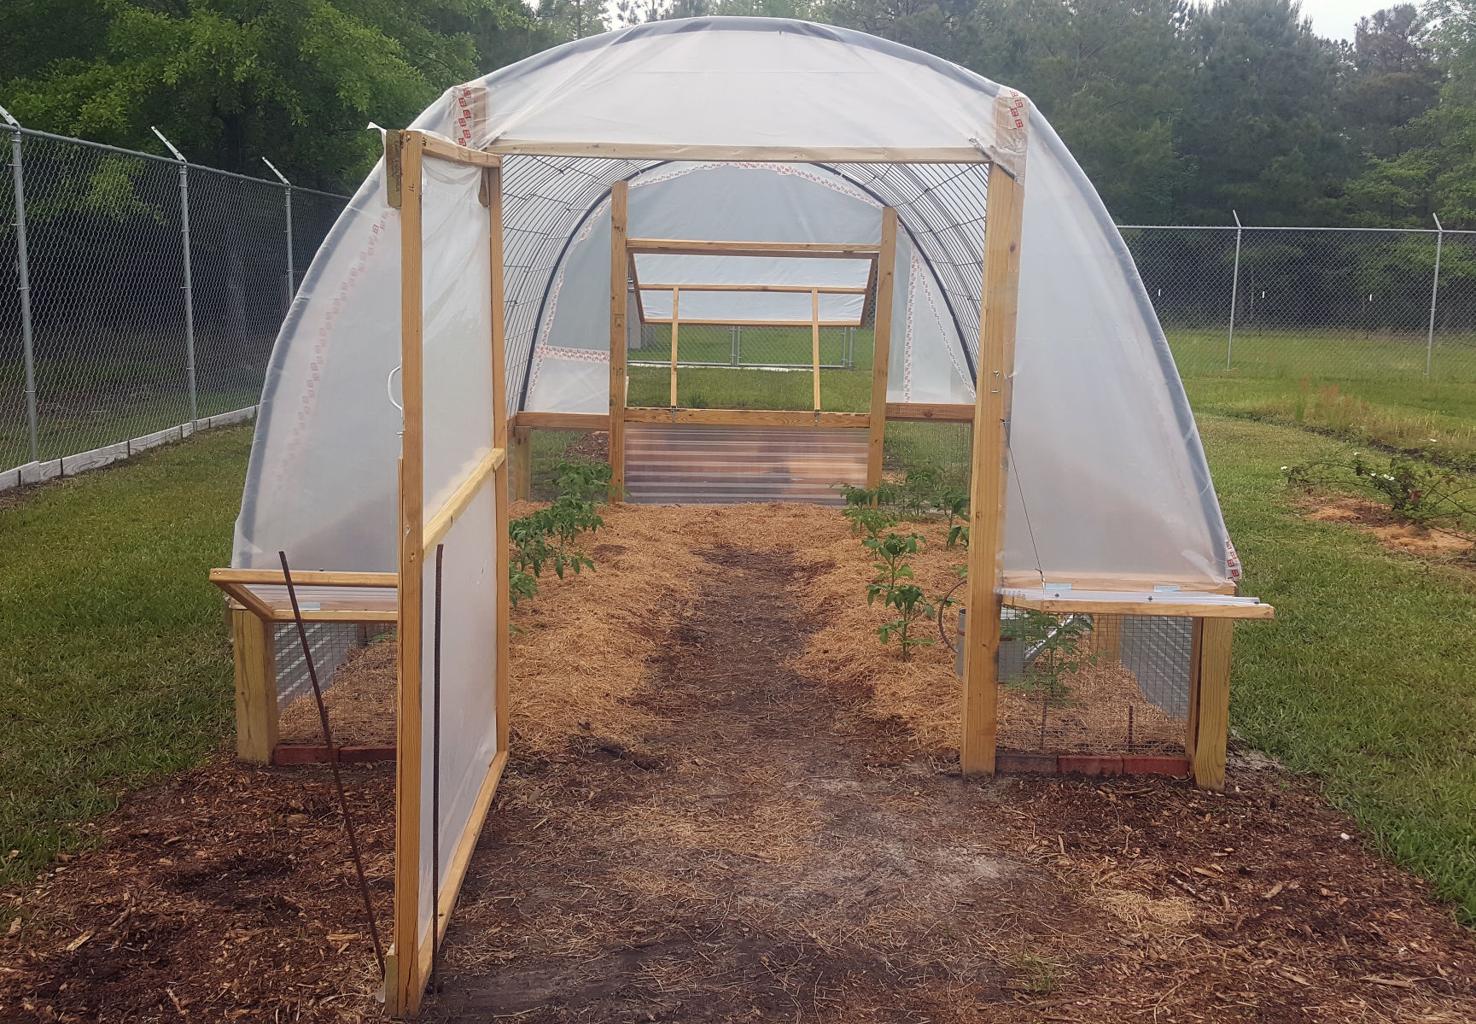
[153, 127, 197, 427]
[2, 105, 40, 462]
[1426, 214, 1444, 380]
[262, 158, 293, 310]
[1226, 210, 1242, 372]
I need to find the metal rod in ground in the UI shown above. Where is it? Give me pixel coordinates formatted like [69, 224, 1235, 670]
[278, 550, 386, 976]
[1226, 209, 1242, 371]
[1425, 214, 1444, 379]
[4, 116, 40, 463]
[430, 543, 444, 994]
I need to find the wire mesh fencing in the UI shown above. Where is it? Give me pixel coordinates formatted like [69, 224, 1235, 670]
[994, 611, 1193, 757]
[1123, 224, 1476, 385]
[1, 124, 348, 483]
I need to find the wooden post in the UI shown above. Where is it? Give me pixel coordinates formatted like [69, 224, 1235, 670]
[1095, 614, 1123, 662]
[867, 208, 898, 487]
[960, 167, 1025, 777]
[488, 165, 512, 758]
[390, 129, 426, 1017]
[811, 288, 822, 411]
[1191, 618, 1233, 791]
[509, 425, 531, 501]
[230, 608, 278, 763]
[608, 181, 629, 501]
[669, 286, 680, 408]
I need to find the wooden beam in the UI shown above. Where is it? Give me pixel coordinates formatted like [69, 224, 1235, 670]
[1000, 570, 1240, 595]
[1185, 619, 1204, 762]
[488, 163, 512, 760]
[415, 131, 502, 168]
[669, 287, 680, 408]
[1191, 619, 1233, 791]
[391, 128, 426, 1018]
[214, 579, 278, 622]
[422, 448, 505, 552]
[637, 283, 869, 295]
[644, 316, 863, 328]
[884, 402, 975, 423]
[609, 182, 629, 503]
[811, 288, 822, 412]
[867, 208, 899, 487]
[512, 411, 611, 431]
[211, 568, 398, 588]
[960, 168, 1026, 778]
[624, 407, 869, 428]
[485, 140, 993, 165]
[999, 591, 1274, 619]
[627, 238, 881, 259]
[509, 425, 531, 502]
[264, 607, 398, 623]
[230, 608, 278, 764]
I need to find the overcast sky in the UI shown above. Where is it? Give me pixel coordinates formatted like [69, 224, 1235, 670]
[1295, 0, 1385, 40]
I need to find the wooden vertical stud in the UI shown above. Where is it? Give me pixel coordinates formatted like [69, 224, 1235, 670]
[1095, 614, 1123, 661]
[390, 129, 426, 1018]
[866, 208, 899, 488]
[1192, 618, 1233, 791]
[230, 608, 278, 763]
[509, 425, 531, 501]
[487, 164, 511, 758]
[961, 167, 1026, 777]
[608, 181, 629, 501]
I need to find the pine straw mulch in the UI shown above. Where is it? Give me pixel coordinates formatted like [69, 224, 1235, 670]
[4, 502, 1476, 1023]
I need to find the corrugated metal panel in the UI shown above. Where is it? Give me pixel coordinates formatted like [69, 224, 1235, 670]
[624, 422, 868, 504]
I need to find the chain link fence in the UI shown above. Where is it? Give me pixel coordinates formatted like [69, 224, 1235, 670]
[1122, 224, 1476, 385]
[1, 122, 348, 487]
[6, 124, 1475, 490]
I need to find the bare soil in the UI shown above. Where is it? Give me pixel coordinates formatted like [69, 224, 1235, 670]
[4, 506, 1476, 1022]
[1302, 495, 1475, 564]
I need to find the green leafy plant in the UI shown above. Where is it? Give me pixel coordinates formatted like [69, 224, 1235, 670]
[1004, 610, 1093, 708]
[1352, 453, 1474, 524]
[843, 503, 898, 540]
[508, 459, 611, 601]
[877, 583, 936, 660]
[864, 531, 923, 606]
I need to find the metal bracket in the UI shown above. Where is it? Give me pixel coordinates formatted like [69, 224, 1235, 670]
[0, 104, 20, 130]
[150, 126, 186, 163]
[261, 157, 291, 186]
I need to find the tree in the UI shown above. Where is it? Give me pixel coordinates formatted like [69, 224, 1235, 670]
[0, 0, 535, 191]
[1342, 5, 1442, 161]
[971, 0, 1196, 222]
[1174, 0, 1352, 223]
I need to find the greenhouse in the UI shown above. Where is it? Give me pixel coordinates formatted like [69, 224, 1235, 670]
[205, 18, 1272, 1015]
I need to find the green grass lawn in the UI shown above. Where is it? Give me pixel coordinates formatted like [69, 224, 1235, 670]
[1169, 328, 1476, 467]
[3, 397, 1475, 927]
[0, 426, 251, 890]
[1201, 415, 1476, 923]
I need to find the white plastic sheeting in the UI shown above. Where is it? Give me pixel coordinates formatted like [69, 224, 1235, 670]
[414, 162, 500, 949]
[234, 17, 1235, 591]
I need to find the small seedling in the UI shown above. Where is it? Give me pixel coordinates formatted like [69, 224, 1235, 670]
[877, 583, 935, 660]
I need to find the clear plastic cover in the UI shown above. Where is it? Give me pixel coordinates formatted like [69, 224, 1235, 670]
[234, 17, 1233, 590]
[418, 483, 498, 946]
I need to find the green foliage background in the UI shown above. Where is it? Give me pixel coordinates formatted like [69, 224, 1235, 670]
[3, 0, 1476, 225]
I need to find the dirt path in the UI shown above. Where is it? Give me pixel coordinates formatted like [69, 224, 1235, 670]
[427, 542, 1476, 1024]
[427, 545, 1055, 1021]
